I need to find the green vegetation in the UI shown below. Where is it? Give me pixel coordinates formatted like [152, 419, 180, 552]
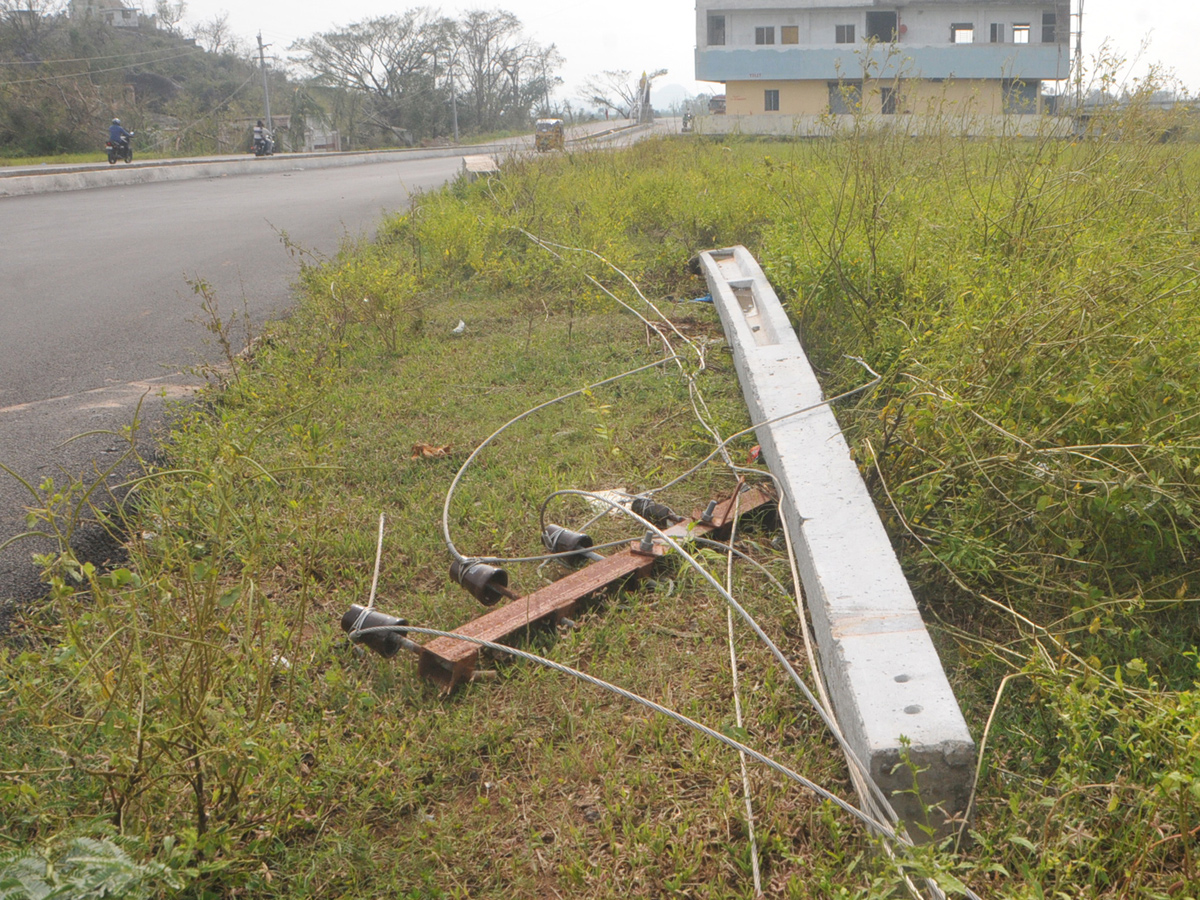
[0, 5, 562, 159]
[0, 10, 295, 157]
[292, 9, 562, 144]
[0, 151, 106, 166]
[6, 110, 1200, 898]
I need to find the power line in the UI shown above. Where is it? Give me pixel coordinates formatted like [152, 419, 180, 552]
[0, 44, 204, 66]
[0, 46, 203, 87]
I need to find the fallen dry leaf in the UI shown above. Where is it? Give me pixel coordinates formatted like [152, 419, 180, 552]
[411, 442, 452, 459]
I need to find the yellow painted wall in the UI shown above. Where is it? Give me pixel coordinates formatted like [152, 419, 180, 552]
[726, 80, 828, 115]
[899, 79, 1008, 116]
[724, 78, 1019, 117]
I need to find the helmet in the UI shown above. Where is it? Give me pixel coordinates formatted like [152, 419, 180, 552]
[112, 118, 120, 124]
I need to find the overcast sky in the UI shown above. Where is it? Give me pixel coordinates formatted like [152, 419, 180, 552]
[167, 1, 1200, 100]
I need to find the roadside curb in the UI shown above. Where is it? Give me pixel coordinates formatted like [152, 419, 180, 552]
[1, 122, 658, 199]
[0, 144, 513, 199]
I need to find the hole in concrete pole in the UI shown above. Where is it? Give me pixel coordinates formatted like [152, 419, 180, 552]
[904, 704, 923, 715]
[894, 674, 911, 683]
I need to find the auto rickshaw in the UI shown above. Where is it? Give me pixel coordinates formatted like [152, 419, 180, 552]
[534, 118, 565, 151]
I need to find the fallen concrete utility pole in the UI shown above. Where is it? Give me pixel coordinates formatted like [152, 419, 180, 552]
[698, 246, 975, 838]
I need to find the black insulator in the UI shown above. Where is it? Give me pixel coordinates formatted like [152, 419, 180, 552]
[542, 524, 595, 563]
[449, 558, 509, 606]
[341, 604, 408, 658]
[630, 496, 678, 525]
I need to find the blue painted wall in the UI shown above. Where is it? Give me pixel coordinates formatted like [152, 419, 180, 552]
[696, 43, 1069, 82]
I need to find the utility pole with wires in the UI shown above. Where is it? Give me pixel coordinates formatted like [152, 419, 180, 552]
[1072, 0, 1085, 112]
[257, 32, 273, 133]
[449, 57, 460, 143]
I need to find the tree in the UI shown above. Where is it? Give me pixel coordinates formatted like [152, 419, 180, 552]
[0, 0, 64, 55]
[452, 9, 561, 132]
[292, 8, 562, 142]
[0, 8, 308, 157]
[580, 68, 667, 119]
[291, 9, 451, 142]
[192, 12, 238, 55]
[155, 0, 186, 36]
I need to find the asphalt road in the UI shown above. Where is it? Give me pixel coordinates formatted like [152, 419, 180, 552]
[0, 155, 463, 612]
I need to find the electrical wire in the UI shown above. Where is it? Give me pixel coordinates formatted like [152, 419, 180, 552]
[0, 44, 206, 65]
[367, 513, 385, 608]
[535, 476, 912, 843]
[424, 237, 978, 897]
[650, 355, 882, 496]
[723, 494, 763, 897]
[519, 231, 705, 366]
[351, 620, 893, 834]
[532, 251, 960, 897]
[0, 46, 203, 87]
[692, 537, 790, 595]
[440, 356, 679, 565]
[540, 489, 901, 818]
[145, 70, 259, 151]
[346, 619, 975, 900]
[455, 362, 881, 569]
[517, 230, 741, 480]
[433, 250, 898, 816]
[353, 502, 966, 900]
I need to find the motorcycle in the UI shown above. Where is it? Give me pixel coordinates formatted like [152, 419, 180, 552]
[106, 132, 133, 164]
[252, 134, 275, 157]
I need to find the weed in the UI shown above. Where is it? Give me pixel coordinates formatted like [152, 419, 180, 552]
[7, 95, 1200, 897]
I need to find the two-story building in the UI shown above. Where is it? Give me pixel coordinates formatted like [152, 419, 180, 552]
[69, 0, 141, 28]
[695, 0, 1072, 127]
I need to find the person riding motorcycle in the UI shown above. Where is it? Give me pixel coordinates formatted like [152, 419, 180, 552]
[108, 118, 131, 149]
[252, 120, 272, 155]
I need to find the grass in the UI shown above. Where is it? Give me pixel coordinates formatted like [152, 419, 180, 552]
[0, 151, 110, 166]
[6, 100, 1200, 898]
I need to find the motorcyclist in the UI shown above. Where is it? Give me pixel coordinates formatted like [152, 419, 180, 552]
[108, 118, 131, 148]
[252, 119, 270, 153]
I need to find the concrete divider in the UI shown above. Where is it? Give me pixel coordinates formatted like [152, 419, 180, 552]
[699, 245, 975, 837]
[0, 123, 651, 199]
[0, 144, 510, 199]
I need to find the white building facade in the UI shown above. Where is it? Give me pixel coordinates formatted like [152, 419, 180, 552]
[695, 0, 1072, 120]
[69, 0, 141, 28]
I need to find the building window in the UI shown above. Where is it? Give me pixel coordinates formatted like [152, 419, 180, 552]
[835, 24, 855, 44]
[990, 23, 1004, 42]
[1003, 79, 1040, 113]
[828, 80, 862, 114]
[866, 11, 897, 42]
[881, 86, 897, 115]
[1042, 13, 1056, 42]
[755, 26, 775, 45]
[765, 89, 780, 111]
[781, 25, 798, 45]
[951, 23, 974, 43]
[707, 15, 726, 46]
[1013, 23, 1030, 43]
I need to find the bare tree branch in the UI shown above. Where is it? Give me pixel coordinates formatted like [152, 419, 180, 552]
[579, 68, 666, 118]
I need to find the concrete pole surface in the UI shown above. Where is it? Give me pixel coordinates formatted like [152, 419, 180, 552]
[699, 245, 976, 838]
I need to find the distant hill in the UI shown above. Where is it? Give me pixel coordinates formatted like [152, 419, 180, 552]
[651, 83, 692, 111]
